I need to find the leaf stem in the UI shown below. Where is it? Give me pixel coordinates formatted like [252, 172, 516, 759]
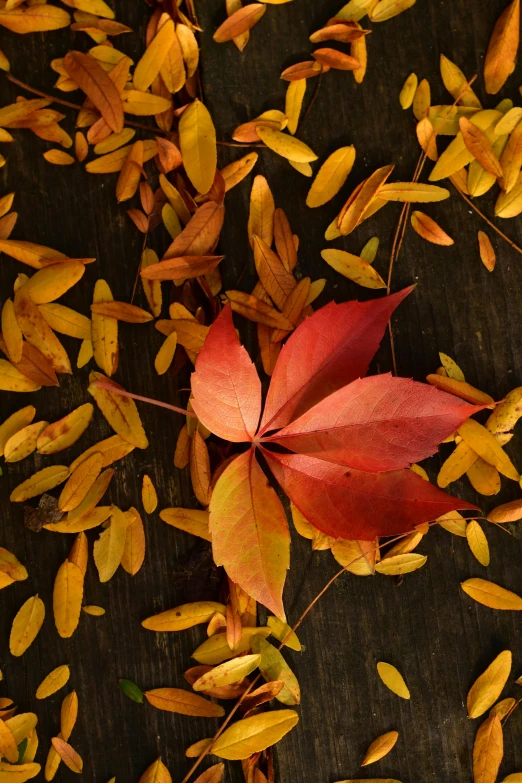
[451, 181, 522, 256]
[91, 379, 196, 417]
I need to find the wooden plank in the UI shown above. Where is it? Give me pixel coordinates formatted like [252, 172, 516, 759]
[0, 1, 519, 782]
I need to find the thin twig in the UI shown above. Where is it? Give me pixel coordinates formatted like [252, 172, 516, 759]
[91, 380, 196, 417]
[298, 71, 324, 134]
[452, 182, 522, 256]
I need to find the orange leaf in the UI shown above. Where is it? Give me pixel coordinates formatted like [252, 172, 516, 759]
[213, 4, 266, 42]
[411, 211, 454, 245]
[478, 231, 496, 271]
[64, 51, 124, 133]
[484, 0, 520, 94]
[459, 117, 503, 177]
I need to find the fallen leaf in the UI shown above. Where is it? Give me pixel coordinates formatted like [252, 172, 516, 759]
[51, 737, 83, 774]
[144, 688, 224, 717]
[472, 716, 503, 783]
[484, 0, 520, 94]
[468, 651, 512, 718]
[211, 710, 298, 760]
[9, 595, 45, 656]
[361, 731, 399, 766]
[377, 662, 410, 699]
[64, 50, 123, 132]
[462, 578, 522, 610]
[179, 99, 217, 195]
[36, 665, 70, 700]
[411, 211, 454, 245]
[53, 560, 84, 638]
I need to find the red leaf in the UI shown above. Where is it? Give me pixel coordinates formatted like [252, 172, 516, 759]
[262, 449, 476, 540]
[266, 374, 482, 471]
[191, 304, 262, 442]
[259, 286, 413, 435]
[209, 449, 290, 616]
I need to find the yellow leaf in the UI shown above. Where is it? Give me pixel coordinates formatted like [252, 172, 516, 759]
[212, 710, 298, 760]
[43, 149, 75, 166]
[427, 374, 494, 405]
[86, 140, 157, 173]
[376, 662, 410, 699]
[36, 665, 70, 700]
[190, 430, 211, 506]
[134, 17, 175, 92]
[0, 762, 41, 781]
[142, 601, 226, 632]
[66, 467, 114, 525]
[361, 731, 399, 766]
[62, 0, 115, 18]
[91, 300, 153, 324]
[192, 628, 270, 665]
[0, 405, 36, 456]
[4, 714, 37, 746]
[9, 595, 45, 656]
[413, 77, 430, 121]
[378, 182, 449, 202]
[155, 332, 177, 375]
[256, 125, 317, 163]
[0, 720, 19, 763]
[220, 152, 259, 192]
[321, 249, 386, 289]
[138, 758, 172, 783]
[484, 0, 520, 94]
[53, 560, 84, 638]
[285, 79, 306, 135]
[331, 538, 377, 575]
[473, 715, 503, 783]
[339, 164, 394, 235]
[141, 474, 158, 514]
[13, 288, 71, 374]
[375, 553, 427, 575]
[266, 617, 301, 651]
[252, 636, 300, 705]
[4, 421, 48, 463]
[399, 72, 418, 109]
[0, 5, 70, 33]
[466, 521, 490, 567]
[91, 279, 118, 376]
[93, 506, 131, 582]
[248, 174, 275, 248]
[64, 50, 123, 133]
[462, 578, 522, 610]
[0, 547, 28, 582]
[193, 654, 261, 691]
[38, 303, 91, 340]
[0, 238, 66, 270]
[83, 605, 105, 616]
[440, 54, 482, 108]
[59, 453, 104, 512]
[60, 691, 78, 741]
[115, 140, 143, 203]
[306, 146, 356, 208]
[77, 338, 93, 369]
[51, 738, 83, 774]
[10, 465, 70, 503]
[178, 99, 217, 195]
[37, 403, 93, 454]
[478, 231, 496, 272]
[88, 372, 148, 448]
[159, 507, 211, 540]
[121, 507, 146, 576]
[370, 0, 416, 22]
[145, 688, 224, 717]
[468, 651, 512, 718]
[430, 109, 503, 180]
[458, 419, 519, 480]
[70, 434, 135, 471]
[94, 127, 136, 155]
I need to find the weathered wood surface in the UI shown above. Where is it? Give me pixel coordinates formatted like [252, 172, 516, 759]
[0, 1, 522, 782]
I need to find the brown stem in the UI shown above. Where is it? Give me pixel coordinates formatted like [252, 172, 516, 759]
[298, 71, 324, 134]
[452, 182, 522, 257]
[130, 230, 149, 305]
[217, 140, 265, 148]
[179, 526, 426, 783]
[91, 380, 196, 417]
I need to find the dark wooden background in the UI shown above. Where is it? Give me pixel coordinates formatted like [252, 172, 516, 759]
[1, 1, 522, 781]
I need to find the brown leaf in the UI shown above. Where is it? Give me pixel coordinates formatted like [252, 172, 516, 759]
[226, 290, 294, 330]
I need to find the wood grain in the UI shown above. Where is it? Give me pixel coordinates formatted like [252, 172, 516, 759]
[0, 1, 521, 781]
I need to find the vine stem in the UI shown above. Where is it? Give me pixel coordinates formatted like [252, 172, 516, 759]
[91, 380, 196, 417]
[451, 181, 522, 256]
[178, 522, 446, 783]
[4, 72, 262, 149]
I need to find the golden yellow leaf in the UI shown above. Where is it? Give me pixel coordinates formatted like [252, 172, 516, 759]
[91, 279, 118, 376]
[94, 128, 136, 155]
[91, 300, 152, 323]
[134, 17, 175, 91]
[43, 149, 75, 166]
[0, 238, 66, 270]
[430, 109, 502, 180]
[225, 290, 293, 330]
[185, 740, 213, 759]
[51, 737, 83, 774]
[212, 710, 298, 760]
[145, 688, 224, 717]
[13, 288, 71, 374]
[115, 140, 143, 203]
[60, 691, 78, 741]
[220, 152, 259, 192]
[0, 720, 19, 763]
[120, 507, 145, 576]
[427, 374, 494, 405]
[37, 403, 93, 455]
[154, 332, 177, 376]
[0, 5, 70, 33]
[484, 0, 520, 94]
[440, 54, 481, 108]
[0, 762, 41, 781]
[256, 125, 317, 163]
[9, 595, 45, 656]
[379, 182, 449, 202]
[141, 474, 158, 514]
[488, 498, 522, 523]
[458, 419, 519, 480]
[213, 4, 266, 42]
[467, 458, 501, 496]
[266, 617, 301, 651]
[0, 406, 36, 456]
[473, 715, 503, 783]
[0, 547, 28, 583]
[252, 636, 300, 705]
[466, 521, 490, 566]
[53, 560, 84, 639]
[331, 538, 377, 575]
[159, 507, 210, 540]
[62, 0, 115, 18]
[59, 453, 104, 512]
[193, 764, 224, 783]
[192, 628, 270, 665]
[142, 601, 225, 632]
[459, 117, 503, 177]
[38, 304, 91, 340]
[399, 72, 418, 109]
[0, 193, 15, 218]
[351, 26, 367, 83]
[190, 430, 211, 506]
[10, 465, 70, 503]
[377, 662, 410, 699]
[321, 249, 386, 289]
[370, 0, 416, 22]
[83, 605, 105, 616]
[361, 731, 399, 766]
[1, 299, 23, 364]
[411, 211, 454, 245]
[413, 77, 430, 121]
[36, 666, 70, 700]
[138, 758, 172, 783]
[70, 434, 135, 471]
[285, 79, 306, 135]
[179, 99, 217, 195]
[88, 372, 148, 448]
[44, 740, 62, 782]
[467, 651, 512, 718]
[490, 697, 515, 719]
[462, 578, 522, 610]
[193, 654, 261, 691]
[4, 421, 48, 463]
[306, 146, 355, 208]
[77, 338, 93, 369]
[93, 506, 131, 582]
[375, 553, 427, 575]
[87, 140, 157, 174]
[339, 164, 394, 234]
[248, 174, 275, 248]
